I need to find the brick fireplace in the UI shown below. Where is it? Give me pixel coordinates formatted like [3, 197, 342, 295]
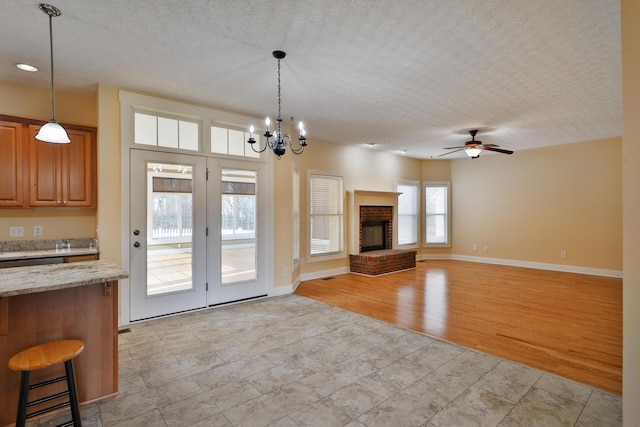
[359, 206, 393, 252]
[348, 190, 416, 276]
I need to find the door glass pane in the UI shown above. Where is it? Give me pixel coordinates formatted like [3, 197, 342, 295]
[221, 169, 257, 283]
[147, 162, 194, 295]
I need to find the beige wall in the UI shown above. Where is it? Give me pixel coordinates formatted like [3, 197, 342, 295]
[95, 85, 122, 264]
[297, 140, 423, 276]
[0, 81, 97, 242]
[622, 0, 640, 424]
[450, 138, 622, 270]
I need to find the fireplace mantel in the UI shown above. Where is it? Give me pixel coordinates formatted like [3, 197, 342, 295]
[348, 190, 401, 255]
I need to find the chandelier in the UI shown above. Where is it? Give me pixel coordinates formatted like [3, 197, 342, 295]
[247, 50, 307, 159]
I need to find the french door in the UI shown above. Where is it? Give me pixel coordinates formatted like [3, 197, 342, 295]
[129, 150, 270, 321]
[130, 149, 207, 321]
[206, 159, 269, 305]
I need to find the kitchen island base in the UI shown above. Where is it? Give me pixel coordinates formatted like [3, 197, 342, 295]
[0, 281, 118, 426]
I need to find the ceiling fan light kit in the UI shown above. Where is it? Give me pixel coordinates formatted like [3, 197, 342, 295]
[439, 130, 513, 159]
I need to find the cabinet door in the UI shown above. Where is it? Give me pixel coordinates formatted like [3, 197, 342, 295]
[28, 125, 61, 207]
[61, 128, 96, 208]
[0, 121, 26, 207]
[28, 125, 96, 208]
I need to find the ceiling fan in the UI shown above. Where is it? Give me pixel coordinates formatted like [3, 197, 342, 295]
[439, 130, 514, 159]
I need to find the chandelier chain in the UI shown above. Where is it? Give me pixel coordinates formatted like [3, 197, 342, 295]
[277, 58, 282, 120]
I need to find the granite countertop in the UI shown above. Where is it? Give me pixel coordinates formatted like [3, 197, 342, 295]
[0, 260, 129, 297]
[0, 247, 99, 261]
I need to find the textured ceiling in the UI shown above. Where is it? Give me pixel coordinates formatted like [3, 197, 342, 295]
[0, 0, 621, 159]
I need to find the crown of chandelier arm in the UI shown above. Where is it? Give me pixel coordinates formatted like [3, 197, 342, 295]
[247, 50, 307, 159]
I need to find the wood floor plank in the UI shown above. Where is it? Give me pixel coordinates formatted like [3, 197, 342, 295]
[294, 259, 622, 394]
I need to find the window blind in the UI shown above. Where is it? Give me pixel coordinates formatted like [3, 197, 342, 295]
[309, 173, 343, 255]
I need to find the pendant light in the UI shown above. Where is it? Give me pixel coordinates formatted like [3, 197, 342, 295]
[36, 3, 70, 144]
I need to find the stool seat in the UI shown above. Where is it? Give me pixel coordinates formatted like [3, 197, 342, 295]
[8, 340, 84, 426]
[9, 340, 84, 372]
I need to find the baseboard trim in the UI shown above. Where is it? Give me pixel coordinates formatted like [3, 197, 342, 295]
[418, 253, 622, 278]
[270, 283, 294, 297]
[300, 267, 350, 282]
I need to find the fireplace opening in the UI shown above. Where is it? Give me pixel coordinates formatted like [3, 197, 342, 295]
[361, 221, 387, 252]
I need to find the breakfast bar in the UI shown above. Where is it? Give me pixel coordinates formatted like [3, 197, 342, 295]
[0, 260, 128, 426]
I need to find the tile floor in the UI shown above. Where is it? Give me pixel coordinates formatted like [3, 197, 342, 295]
[33, 295, 621, 427]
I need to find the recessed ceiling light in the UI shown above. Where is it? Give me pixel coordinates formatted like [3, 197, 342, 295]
[16, 63, 39, 72]
[366, 143, 375, 148]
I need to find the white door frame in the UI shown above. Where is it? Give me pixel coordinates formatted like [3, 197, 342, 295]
[118, 90, 275, 326]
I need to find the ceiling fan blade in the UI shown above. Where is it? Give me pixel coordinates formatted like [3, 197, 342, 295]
[443, 146, 465, 149]
[484, 146, 513, 155]
[483, 143, 499, 147]
[438, 148, 464, 157]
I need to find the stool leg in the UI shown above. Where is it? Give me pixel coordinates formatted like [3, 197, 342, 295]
[64, 359, 82, 427]
[15, 371, 30, 427]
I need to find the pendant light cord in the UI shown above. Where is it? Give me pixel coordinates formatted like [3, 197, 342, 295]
[48, 12, 57, 122]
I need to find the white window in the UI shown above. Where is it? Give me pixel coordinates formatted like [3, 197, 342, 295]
[425, 182, 450, 246]
[396, 180, 419, 246]
[211, 126, 260, 158]
[292, 166, 300, 266]
[134, 112, 199, 151]
[309, 172, 344, 259]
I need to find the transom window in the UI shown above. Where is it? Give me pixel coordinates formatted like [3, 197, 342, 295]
[134, 112, 199, 151]
[211, 126, 260, 158]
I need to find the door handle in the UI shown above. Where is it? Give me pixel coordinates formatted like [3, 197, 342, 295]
[133, 242, 140, 248]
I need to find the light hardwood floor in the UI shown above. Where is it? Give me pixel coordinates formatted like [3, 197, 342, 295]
[295, 259, 622, 395]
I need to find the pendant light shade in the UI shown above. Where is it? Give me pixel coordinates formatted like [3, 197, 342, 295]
[35, 3, 70, 144]
[37, 120, 71, 143]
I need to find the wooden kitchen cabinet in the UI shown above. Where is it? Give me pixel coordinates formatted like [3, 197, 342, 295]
[0, 121, 27, 207]
[28, 124, 97, 208]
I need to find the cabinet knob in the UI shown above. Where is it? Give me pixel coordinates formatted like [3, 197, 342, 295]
[57, 200, 61, 205]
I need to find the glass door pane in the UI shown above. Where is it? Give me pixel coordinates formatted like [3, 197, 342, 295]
[147, 163, 194, 295]
[221, 169, 257, 284]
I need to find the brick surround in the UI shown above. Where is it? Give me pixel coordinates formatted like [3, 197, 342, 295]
[349, 249, 417, 275]
[359, 206, 393, 253]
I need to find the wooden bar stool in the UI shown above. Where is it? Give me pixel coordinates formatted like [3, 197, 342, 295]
[8, 340, 84, 427]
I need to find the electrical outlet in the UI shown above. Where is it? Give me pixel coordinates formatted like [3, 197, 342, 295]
[283, 267, 289, 276]
[472, 244, 478, 251]
[561, 251, 566, 258]
[34, 226, 43, 237]
[9, 226, 24, 237]
[483, 245, 489, 252]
